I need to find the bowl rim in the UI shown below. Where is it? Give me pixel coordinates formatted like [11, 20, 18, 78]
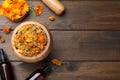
[11, 21, 52, 63]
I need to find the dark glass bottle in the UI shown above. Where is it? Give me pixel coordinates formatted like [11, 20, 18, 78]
[25, 65, 51, 80]
[0, 49, 15, 80]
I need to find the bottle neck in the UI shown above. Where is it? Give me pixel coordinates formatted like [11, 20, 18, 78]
[42, 65, 51, 74]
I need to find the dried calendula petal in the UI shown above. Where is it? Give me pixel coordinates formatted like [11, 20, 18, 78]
[0, 36, 5, 43]
[35, 4, 43, 16]
[49, 16, 55, 21]
[3, 27, 11, 34]
[14, 24, 48, 57]
[51, 59, 62, 66]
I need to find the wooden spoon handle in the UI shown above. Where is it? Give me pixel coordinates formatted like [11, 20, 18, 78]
[42, 0, 65, 15]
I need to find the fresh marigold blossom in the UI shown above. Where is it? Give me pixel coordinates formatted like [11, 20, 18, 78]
[1, 0, 29, 21]
[35, 4, 43, 16]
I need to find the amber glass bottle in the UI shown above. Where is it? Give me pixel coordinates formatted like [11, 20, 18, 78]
[25, 65, 51, 80]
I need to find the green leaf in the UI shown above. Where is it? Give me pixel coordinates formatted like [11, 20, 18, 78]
[30, 6, 37, 16]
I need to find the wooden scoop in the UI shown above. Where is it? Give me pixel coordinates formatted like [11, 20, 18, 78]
[42, 0, 65, 15]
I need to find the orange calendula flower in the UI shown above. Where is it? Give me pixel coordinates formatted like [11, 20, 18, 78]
[51, 59, 62, 66]
[35, 4, 43, 15]
[3, 27, 11, 34]
[0, 5, 4, 15]
[2, 0, 12, 8]
[1, 0, 29, 21]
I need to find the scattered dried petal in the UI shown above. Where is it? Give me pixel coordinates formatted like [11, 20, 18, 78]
[0, 36, 5, 43]
[3, 27, 11, 34]
[49, 16, 55, 21]
[51, 59, 62, 66]
[35, 4, 43, 16]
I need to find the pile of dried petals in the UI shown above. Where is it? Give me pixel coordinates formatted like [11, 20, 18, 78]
[0, 0, 29, 21]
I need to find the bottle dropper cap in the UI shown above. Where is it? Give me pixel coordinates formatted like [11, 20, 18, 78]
[42, 65, 51, 74]
[0, 49, 7, 63]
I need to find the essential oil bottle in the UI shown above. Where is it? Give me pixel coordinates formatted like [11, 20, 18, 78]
[0, 49, 15, 80]
[25, 65, 51, 80]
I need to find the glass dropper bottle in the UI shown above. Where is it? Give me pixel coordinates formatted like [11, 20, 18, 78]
[25, 65, 51, 80]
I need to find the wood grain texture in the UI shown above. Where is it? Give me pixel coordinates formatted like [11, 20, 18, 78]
[0, 1, 120, 30]
[0, 1, 120, 80]
[0, 31, 120, 61]
[8, 62, 120, 80]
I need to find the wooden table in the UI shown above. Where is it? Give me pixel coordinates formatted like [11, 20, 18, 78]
[0, 0, 120, 80]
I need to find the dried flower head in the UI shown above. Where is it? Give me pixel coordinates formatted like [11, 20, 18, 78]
[49, 16, 55, 21]
[3, 27, 11, 34]
[51, 59, 62, 66]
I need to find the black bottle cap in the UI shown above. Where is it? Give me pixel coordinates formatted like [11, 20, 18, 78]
[0, 49, 7, 63]
[42, 65, 51, 74]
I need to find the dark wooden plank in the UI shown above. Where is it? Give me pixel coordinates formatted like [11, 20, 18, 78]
[8, 62, 120, 80]
[0, 31, 120, 61]
[0, 1, 120, 30]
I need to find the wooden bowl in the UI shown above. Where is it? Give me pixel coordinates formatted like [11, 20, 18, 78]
[11, 21, 52, 63]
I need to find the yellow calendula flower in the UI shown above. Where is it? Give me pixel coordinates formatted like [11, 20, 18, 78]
[20, 0, 26, 1]
[2, 0, 12, 8]
[20, 2, 29, 15]
[1, 0, 29, 21]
